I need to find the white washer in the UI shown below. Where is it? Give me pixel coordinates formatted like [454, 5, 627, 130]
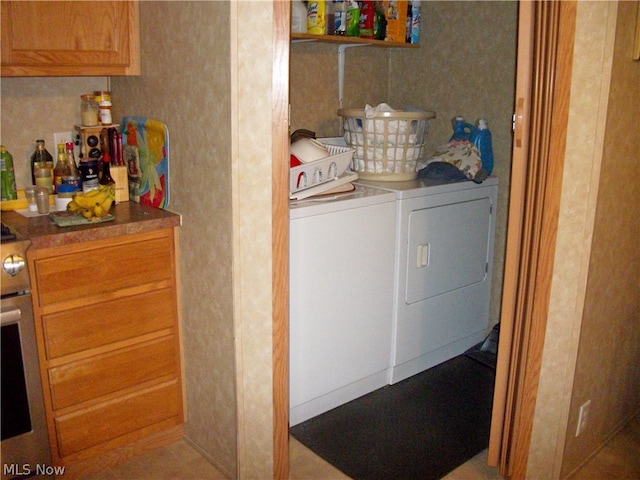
[289, 185, 396, 426]
[356, 177, 499, 384]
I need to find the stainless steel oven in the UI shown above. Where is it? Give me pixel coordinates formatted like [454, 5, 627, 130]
[1, 223, 51, 479]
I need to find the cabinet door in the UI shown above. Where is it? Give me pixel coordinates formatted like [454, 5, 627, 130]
[1, 1, 140, 76]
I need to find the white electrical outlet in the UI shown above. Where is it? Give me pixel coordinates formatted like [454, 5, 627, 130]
[53, 131, 74, 148]
[576, 399, 591, 436]
[53, 131, 80, 159]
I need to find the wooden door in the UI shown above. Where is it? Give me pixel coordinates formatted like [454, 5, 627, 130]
[487, 1, 576, 477]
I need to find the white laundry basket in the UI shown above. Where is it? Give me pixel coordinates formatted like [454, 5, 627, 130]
[338, 109, 436, 181]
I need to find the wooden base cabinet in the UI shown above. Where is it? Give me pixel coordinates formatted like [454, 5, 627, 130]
[28, 228, 183, 473]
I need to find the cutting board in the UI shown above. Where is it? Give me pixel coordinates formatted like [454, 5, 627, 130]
[120, 117, 170, 208]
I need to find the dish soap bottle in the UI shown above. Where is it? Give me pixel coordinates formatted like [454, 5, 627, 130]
[470, 118, 494, 175]
[0, 145, 17, 201]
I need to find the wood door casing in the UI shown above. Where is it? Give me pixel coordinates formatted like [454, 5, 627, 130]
[272, 1, 291, 478]
[488, 1, 577, 477]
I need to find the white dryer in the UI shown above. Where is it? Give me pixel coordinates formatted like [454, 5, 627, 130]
[289, 185, 396, 426]
[356, 177, 499, 384]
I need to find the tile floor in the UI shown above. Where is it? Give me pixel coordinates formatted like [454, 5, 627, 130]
[82, 414, 640, 479]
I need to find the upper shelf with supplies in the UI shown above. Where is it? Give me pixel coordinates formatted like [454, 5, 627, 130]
[291, 33, 419, 48]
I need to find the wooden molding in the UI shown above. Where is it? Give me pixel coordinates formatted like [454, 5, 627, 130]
[272, 1, 291, 478]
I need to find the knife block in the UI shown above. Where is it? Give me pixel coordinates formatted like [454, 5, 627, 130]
[111, 165, 129, 203]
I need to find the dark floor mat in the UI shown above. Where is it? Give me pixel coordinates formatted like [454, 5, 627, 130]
[290, 355, 496, 480]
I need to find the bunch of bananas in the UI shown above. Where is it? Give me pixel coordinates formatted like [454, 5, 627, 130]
[67, 184, 116, 220]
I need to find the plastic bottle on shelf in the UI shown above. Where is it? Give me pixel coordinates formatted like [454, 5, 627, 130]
[291, 0, 308, 34]
[346, 0, 360, 37]
[374, 3, 387, 40]
[0, 145, 17, 201]
[359, 0, 375, 39]
[405, 1, 412, 43]
[325, 0, 335, 35]
[410, 0, 421, 44]
[470, 118, 494, 174]
[307, 1, 327, 35]
[334, 0, 346, 35]
[449, 116, 474, 141]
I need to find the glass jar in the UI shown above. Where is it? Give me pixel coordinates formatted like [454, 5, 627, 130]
[55, 183, 77, 211]
[98, 103, 113, 125]
[95, 90, 113, 125]
[80, 94, 99, 126]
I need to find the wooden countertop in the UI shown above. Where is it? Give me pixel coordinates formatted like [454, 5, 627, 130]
[2, 201, 181, 249]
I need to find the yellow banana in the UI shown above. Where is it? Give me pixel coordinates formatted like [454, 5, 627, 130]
[72, 194, 92, 209]
[99, 198, 114, 216]
[91, 191, 107, 205]
[84, 189, 101, 197]
[74, 191, 107, 209]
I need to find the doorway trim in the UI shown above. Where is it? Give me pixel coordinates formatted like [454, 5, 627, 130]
[488, 1, 576, 477]
[272, 1, 291, 478]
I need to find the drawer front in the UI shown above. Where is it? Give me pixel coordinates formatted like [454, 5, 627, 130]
[49, 336, 177, 410]
[43, 288, 176, 359]
[34, 234, 173, 307]
[54, 381, 181, 458]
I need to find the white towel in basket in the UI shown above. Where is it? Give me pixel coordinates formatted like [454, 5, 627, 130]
[363, 104, 411, 140]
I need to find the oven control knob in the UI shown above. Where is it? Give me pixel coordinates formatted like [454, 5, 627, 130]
[3, 254, 26, 277]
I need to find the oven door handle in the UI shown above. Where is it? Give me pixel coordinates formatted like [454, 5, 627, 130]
[0, 304, 22, 325]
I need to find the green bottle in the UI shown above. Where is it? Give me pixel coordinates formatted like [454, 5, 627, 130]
[1, 145, 17, 201]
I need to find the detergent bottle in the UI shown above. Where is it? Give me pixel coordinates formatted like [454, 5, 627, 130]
[449, 116, 474, 141]
[292, 0, 308, 33]
[470, 118, 494, 175]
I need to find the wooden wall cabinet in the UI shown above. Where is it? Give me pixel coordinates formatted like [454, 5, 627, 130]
[1, 1, 140, 77]
[28, 228, 183, 473]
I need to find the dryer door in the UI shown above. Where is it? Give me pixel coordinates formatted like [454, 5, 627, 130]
[405, 196, 492, 304]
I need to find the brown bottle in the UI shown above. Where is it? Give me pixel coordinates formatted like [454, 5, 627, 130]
[30, 139, 53, 185]
[99, 151, 115, 187]
[64, 142, 81, 191]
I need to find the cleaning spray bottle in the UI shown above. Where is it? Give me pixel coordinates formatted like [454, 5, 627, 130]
[470, 118, 494, 175]
[449, 116, 474, 141]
